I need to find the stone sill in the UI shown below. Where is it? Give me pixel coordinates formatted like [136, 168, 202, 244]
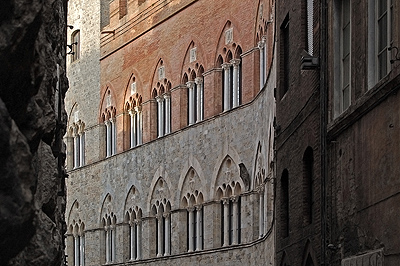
[327, 71, 400, 140]
[103, 225, 273, 266]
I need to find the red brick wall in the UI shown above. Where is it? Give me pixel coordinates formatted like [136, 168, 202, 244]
[99, 0, 274, 152]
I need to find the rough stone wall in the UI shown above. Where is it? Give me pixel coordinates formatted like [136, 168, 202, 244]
[0, 0, 68, 265]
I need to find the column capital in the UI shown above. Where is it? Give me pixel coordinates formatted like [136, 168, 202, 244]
[128, 109, 135, 116]
[186, 80, 195, 89]
[109, 117, 116, 123]
[258, 185, 265, 194]
[230, 195, 239, 203]
[155, 95, 164, 102]
[221, 62, 231, 70]
[134, 106, 142, 113]
[195, 204, 203, 211]
[194, 77, 203, 85]
[163, 92, 171, 99]
[222, 198, 229, 205]
[258, 40, 265, 49]
[230, 59, 241, 66]
[187, 206, 195, 212]
[163, 212, 170, 218]
[104, 119, 111, 126]
[72, 125, 79, 136]
[261, 35, 267, 43]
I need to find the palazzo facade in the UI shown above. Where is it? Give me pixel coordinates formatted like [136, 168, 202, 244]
[65, 0, 276, 265]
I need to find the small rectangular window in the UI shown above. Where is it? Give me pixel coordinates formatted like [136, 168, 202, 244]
[341, 0, 351, 111]
[71, 30, 80, 62]
[280, 14, 290, 99]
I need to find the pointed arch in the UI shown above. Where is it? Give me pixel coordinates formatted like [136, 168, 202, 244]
[280, 251, 290, 266]
[212, 155, 244, 199]
[124, 185, 142, 214]
[99, 82, 118, 123]
[150, 58, 170, 93]
[302, 146, 314, 225]
[210, 146, 243, 198]
[147, 166, 173, 212]
[180, 39, 207, 82]
[178, 154, 208, 203]
[67, 199, 81, 226]
[234, 46, 243, 59]
[100, 193, 114, 225]
[67, 102, 79, 130]
[123, 71, 144, 107]
[302, 240, 318, 266]
[254, 141, 267, 189]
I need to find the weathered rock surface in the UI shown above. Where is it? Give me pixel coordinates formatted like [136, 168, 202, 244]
[0, 0, 68, 265]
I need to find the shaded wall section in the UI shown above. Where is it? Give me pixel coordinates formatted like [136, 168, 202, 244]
[0, 0, 68, 265]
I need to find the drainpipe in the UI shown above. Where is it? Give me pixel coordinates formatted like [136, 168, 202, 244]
[320, 0, 328, 265]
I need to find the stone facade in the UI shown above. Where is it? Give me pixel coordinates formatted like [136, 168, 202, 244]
[0, 0, 68, 265]
[66, 0, 276, 265]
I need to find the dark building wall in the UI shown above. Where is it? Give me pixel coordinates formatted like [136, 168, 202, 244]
[275, 0, 322, 265]
[327, 1, 400, 264]
[0, 0, 68, 265]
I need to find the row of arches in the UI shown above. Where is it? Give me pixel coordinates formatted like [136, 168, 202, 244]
[67, 139, 274, 261]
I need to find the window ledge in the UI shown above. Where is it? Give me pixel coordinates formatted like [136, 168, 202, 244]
[328, 72, 400, 140]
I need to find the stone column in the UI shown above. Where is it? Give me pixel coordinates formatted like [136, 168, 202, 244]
[73, 126, 80, 168]
[222, 198, 229, 246]
[130, 222, 136, 260]
[230, 59, 241, 108]
[74, 234, 79, 266]
[186, 81, 195, 125]
[221, 63, 231, 111]
[136, 220, 142, 260]
[258, 40, 265, 90]
[187, 207, 195, 252]
[259, 186, 265, 237]
[156, 215, 163, 257]
[105, 226, 110, 263]
[66, 135, 74, 170]
[232, 196, 239, 245]
[164, 212, 170, 256]
[156, 96, 164, 137]
[110, 118, 116, 155]
[129, 110, 136, 148]
[164, 93, 171, 134]
[196, 205, 203, 251]
[262, 37, 267, 84]
[80, 235, 85, 266]
[195, 77, 203, 122]
[79, 132, 85, 166]
[110, 226, 116, 262]
[135, 106, 142, 145]
[105, 120, 111, 157]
